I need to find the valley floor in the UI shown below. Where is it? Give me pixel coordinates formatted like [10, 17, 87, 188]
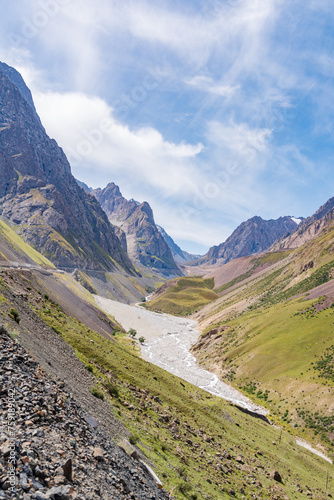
[95, 295, 332, 465]
[95, 296, 269, 415]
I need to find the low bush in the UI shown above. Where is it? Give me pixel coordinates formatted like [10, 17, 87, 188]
[90, 386, 104, 400]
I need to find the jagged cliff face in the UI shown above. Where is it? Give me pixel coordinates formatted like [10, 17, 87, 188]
[275, 198, 334, 250]
[197, 216, 298, 266]
[156, 225, 201, 264]
[0, 65, 134, 272]
[92, 183, 182, 275]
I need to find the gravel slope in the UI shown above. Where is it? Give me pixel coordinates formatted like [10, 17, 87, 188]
[0, 327, 169, 499]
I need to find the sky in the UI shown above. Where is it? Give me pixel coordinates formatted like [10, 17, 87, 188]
[0, 0, 334, 253]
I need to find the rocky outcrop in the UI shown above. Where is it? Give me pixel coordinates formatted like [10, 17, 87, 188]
[92, 183, 182, 275]
[156, 225, 201, 263]
[274, 198, 334, 250]
[0, 61, 40, 123]
[196, 216, 298, 266]
[0, 326, 169, 499]
[0, 64, 134, 272]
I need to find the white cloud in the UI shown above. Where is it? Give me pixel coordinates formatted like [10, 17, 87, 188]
[207, 120, 272, 156]
[185, 76, 239, 97]
[34, 90, 204, 197]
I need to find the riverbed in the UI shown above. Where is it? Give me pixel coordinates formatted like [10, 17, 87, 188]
[95, 296, 331, 463]
[95, 296, 267, 414]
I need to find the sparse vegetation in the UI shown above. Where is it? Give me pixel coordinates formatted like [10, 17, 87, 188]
[90, 385, 104, 400]
[128, 328, 137, 337]
[106, 382, 120, 398]
[129, 434, 139, 445]
[9, 307, 20, 323]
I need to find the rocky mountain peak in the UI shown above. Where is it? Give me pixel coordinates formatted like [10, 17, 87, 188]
[92, 183, 182, 276]
[0, 63, 134, 272]
[195, 215, 298, 266]
[0, 61, 40, 121]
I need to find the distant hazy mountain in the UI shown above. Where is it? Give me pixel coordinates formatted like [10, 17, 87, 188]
[91, 183, 182, 276]
[0, 63, 133, 272]
[156, 225, 202, 264]
[196, 216, 298, 266]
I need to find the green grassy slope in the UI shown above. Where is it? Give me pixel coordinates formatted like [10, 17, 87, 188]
[30, 293, 334, 498]
[143, 277, 219, 316]
[0, 218, 55, 268]
[191, 219, 334, 454]
[0, 267, 333, 498]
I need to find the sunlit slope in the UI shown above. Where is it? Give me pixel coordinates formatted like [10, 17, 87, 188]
[1, 272, 331, 500]
[191, 217, 334, 452]
[0, 218, 55, 268]
[143, 276, 219, 316]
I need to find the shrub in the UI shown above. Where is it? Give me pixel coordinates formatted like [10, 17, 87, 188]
[90, 386, 104, 400]
[129, 434, 139, 445]
[9, 308, 20, 324]
[128, 328, 137, 337]
[138, 336, 145, 344]
[44, 294, 49, 300]
[178, 482, 192, 495]
[85, 364, 94, 373]
[106, 382, 119, 398]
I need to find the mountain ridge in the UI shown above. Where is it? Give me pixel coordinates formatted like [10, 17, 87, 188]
[0, 64, 134, 273]
[195, 215, 298, 266]
[91, 182, 182, 276]
[156, 225, 202, 263]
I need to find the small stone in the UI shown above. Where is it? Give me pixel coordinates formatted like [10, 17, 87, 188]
[93, 447, 104, 460]
[0, 443, 12, 458]
[62, 459, 72, 481]
[271, 470, 283, 483]
[53, 474, 67, 485]
[46, 485, 75, 499]
[119, 478, 130, 494]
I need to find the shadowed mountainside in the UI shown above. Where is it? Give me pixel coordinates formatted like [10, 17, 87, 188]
[91, 182, 182, 276]
[0, 64, 134, 273]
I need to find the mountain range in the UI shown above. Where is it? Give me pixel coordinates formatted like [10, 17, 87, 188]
[1, 61, 334, 498]
[0, 59, 333, 291]
[194, 215, 300, 266]
[88, 182, 182, 276]
[0, 62, 133, 273]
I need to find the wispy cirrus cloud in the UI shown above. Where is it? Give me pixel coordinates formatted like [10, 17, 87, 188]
[185, 76, 239, 98]
[1, 0, 334, 252]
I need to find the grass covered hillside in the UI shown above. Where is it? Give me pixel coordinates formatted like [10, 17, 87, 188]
[143, 276, 219, 316]
[190, 216, 334, 456]
[0, 267, 333, 499]
[0, 218, 55, 268]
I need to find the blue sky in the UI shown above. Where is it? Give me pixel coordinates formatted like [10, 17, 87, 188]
[0, 0, 334, 253]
